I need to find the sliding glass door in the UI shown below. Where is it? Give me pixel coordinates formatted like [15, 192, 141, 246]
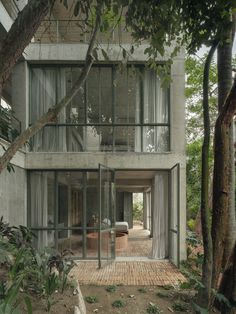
[98, 164, 116, 268]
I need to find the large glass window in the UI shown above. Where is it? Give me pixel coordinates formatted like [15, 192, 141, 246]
[29, 65, 170, 152]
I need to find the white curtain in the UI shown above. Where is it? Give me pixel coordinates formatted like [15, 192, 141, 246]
[30, 172, 48, 250]
[152, 172, 169, 259]
[135, 72, 141, 152]
[30, 68, 67, 152]
[142, 71, 168, 152]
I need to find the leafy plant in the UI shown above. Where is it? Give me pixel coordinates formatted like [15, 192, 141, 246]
[85, 295, 98, 304]
[43, 273, 59, 312]
[192, 302, 208, 314]
[156, 291, 170, 298]
[105, 285, 117, 293]
[172, 301, 189, 312]
[138, 287, 147, 293]
[146, 302, 162, 314]
[112, 299, 126, 308]
[162, 285, 173, 290]
[0, 219, 75, 313]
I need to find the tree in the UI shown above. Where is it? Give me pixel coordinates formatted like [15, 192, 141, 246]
[0, 0, 121, 173]
[0, 1, 235, 310]
[0, 0, 56, 95]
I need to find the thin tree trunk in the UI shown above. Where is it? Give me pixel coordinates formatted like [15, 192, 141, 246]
[0, 7, 101, 174]
[217, 14, 236, 269]
[198, 42, 218, 308]
[211, 77, 236, 290]
[0, 0, 55, 95]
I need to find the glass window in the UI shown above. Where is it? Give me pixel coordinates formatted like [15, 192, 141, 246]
[29, 65, 170, 153]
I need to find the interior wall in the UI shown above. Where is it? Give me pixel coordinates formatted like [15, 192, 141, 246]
[123, 192, 133, 229]
[116, 191, 124, 221]
[0, 166, 27, 226]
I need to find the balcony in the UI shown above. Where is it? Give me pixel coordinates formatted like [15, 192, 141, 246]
[33, 19, 133, 44]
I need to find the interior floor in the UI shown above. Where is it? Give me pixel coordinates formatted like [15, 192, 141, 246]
[58, 225, 152, 259]
[117, 225, 152, 258]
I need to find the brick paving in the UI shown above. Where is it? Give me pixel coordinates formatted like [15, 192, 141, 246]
[71, 260, 186, 286]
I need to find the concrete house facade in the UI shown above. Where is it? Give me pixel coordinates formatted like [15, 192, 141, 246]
[0, 1, 186, 268]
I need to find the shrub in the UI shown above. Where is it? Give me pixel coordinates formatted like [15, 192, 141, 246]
[112, 299, 126, 308]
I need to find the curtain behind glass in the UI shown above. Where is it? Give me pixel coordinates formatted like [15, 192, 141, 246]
[30, 172, 49, 250]
[151, 172, 169, 259]
[30, 68, 66, 152]
[143, 71, 169, 152]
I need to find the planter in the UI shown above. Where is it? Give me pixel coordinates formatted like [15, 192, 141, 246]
[87, 232, 128, 251]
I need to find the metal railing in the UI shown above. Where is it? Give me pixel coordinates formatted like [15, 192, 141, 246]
[29, 124, 170, 153]
[33, 19, 133, 44]
[0, 108, 21, 142]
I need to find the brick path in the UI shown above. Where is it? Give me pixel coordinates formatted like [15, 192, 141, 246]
[71, 260, 186, 286]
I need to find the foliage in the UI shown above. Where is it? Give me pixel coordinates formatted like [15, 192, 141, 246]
[185, 55, 218, 143]
[146, 302, 162, 314]
[156, 291, 170, 298]
[85, 295, 98, 304]
[172, 301, 189, 312]
[185, 55, 217, 221]
[105, 285, 117, 293]
[0, 218, 75, 313]
[138, 287, 147, 293]
[112, 299, 126, 308]
[133, 201, 143, 222]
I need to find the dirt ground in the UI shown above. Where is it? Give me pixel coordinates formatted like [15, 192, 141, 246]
[19, 286, 77, 314]
[80, 284, 195, 314]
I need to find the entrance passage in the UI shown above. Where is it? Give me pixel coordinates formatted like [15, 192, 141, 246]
[117, 225, 152, 258]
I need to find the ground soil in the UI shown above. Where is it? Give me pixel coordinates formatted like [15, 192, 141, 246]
[19, 286, 78, 314]
[80, 285, 195, 314]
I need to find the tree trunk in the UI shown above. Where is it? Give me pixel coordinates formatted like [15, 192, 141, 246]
[0, 7, 101, 174]
[0, 0, 55, 95]
[217, 242, 236, 313]
[211, 77, 236, 290]
[212, 17, 236, 287]
[198, 43, 217, 308]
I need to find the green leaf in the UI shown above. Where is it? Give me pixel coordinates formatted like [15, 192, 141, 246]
[24, 295, 32, 314]
[192, 302, 208, 314]
[213, 291, 231, 308]
[74, 2, 80, 17]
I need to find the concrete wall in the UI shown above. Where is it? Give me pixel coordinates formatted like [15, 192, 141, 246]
[12, 61, 29, 131]
[0, 165, 27, 226]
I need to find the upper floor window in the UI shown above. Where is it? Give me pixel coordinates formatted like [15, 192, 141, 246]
[29, 65, 170, 153]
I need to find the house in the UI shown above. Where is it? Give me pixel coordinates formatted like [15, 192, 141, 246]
[0, 0, 186, 268]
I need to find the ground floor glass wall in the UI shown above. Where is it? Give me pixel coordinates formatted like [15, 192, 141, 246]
[29, 171, 100, 259]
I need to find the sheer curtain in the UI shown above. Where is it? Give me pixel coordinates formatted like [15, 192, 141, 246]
[135, 72, 141, 152]
[30, 68, 67, 152]
[151, 172, 169, 259]
[30, 172, 49, 250]
[142, 70, 169, 152]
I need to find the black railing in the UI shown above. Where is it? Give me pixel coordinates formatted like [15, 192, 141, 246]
[0, 108, 21, 142]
